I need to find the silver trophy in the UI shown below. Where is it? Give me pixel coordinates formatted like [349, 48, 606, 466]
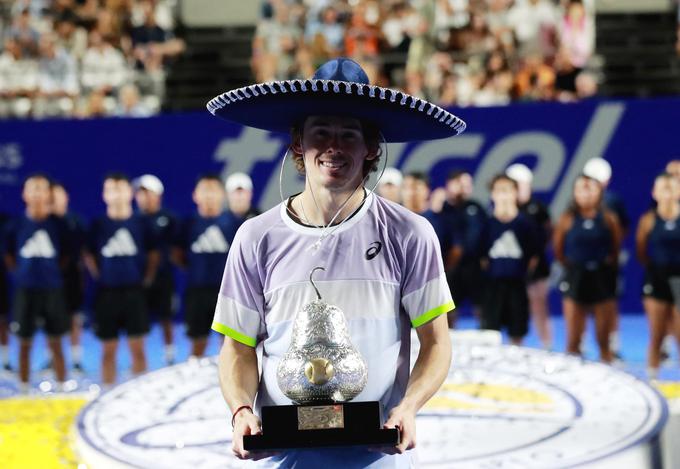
[276, 267, 368, 404]
[243, 267, 399, 450]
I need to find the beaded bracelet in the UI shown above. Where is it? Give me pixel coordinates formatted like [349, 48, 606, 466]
[231, 405, 253, 428]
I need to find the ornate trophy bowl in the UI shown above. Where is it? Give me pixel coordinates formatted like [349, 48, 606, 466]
[243, 267, 400, 451]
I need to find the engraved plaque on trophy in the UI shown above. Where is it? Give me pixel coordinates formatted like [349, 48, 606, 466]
[243, 267, 400, 451]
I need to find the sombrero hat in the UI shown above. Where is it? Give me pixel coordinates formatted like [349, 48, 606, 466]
[207, 58, 466, 143]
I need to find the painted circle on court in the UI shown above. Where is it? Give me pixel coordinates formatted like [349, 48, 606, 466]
[77, 346, 667, 468]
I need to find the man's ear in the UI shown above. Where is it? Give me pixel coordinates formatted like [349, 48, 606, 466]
[291, 132, 303, 155]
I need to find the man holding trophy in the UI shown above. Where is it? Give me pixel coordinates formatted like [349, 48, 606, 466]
[207, 58, 465, 467]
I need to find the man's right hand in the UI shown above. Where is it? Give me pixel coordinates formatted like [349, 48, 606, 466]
[232, 410, 279, 461]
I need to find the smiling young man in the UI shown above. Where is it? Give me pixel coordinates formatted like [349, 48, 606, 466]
[206, 57, 466, 467]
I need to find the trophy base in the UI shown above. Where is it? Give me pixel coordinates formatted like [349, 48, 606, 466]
[243, 401, 400, 451]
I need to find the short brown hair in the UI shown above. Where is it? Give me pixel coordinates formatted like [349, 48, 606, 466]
[288, 119, 383, 178]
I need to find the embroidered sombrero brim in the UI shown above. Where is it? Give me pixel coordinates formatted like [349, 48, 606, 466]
[207, 79, 465, 143]
[207, 57, 466, 142]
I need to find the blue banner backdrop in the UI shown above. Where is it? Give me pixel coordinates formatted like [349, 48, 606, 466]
[1, 97, 678, 314]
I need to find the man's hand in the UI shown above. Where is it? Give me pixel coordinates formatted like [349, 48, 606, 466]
[232, 410, 278, 461]
[381, 402, 417, 454]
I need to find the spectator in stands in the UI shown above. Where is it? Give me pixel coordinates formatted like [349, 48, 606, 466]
[35, 34, 79, 117]
[131, 0, 185, 96]
[81, 30, 128, 95]
[668, 159, 680, 182]
[506, 0, 557, 57]
[54, 11, 88, 61]
[50, 181, 86, 373]
[480, 174, 538, 346]
[636, 172, 680, 380]
[554, 174, 622, 362]
[506, 163, 553, 350]
[84, 173, 160, 385]
[376, 167, 403, 204]
[251, 2, 302, 82]
[115, 83, 154, 117]
[3, 174, 70, 391]
[305, 5, 345, 56]
[514, 54, 555, 101]
[134, 174, 178, 366]
[559, 0, 594, 71]
[0, 38, 38, 118]
[7, 9, 40, 57]
[173, 174, 234, 358]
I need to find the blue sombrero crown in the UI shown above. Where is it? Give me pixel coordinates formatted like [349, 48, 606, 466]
[207, 58, 466, 143]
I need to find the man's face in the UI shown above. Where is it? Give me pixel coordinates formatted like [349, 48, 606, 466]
[103, 179, 133, 207]
[573, 177, 601, 209]
[51, 185, 69, 214]
[491, 179, 518, 207]
[193, 179, 225, 213]
[23, 177, 52, 210]
[445, 173, 473, 200]
[135, 188, 161, 213]
[666, 160, 680, 183]
[377, 182, 401, 203]
[653, 176, 680, 205]
[299, 116, 373, 192]
[227, 187, 252, 212]
[401, 176, 429, 207]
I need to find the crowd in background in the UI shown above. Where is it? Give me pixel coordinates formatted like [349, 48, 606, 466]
[252, 0, 598, 107]
[1, 157, 679, 389]
[0, 0, 184, 118]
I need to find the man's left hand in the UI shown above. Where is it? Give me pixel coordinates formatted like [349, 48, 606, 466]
[381, 403, 417, 454]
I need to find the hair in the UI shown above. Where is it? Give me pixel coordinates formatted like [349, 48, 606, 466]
[195, 173, 224, 187]
[405, 171, 430, 188]
[103, 172, 130, 184]
[23, 172, 51, 188]
[50, 179, 66, 190]
[655, 171, 675, 183]
[288, 118, 383, 178]
[488, 173, 517, 191]
[446, 169, 470, 182]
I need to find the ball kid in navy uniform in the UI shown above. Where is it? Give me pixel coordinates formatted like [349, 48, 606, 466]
[439, 170, 487, 325]
[173, 174, 240, 358]
[3, 173, 70, 388]
[50, 181, 87, 372]
[554, 174, 622, 363]
[636, 172, 680, 379]
[479, 174, 538, 345]
[506, 164, 553, 350]
[0, 209, 11, 371]
[84, 173, 160, 385]
[224, 172, 261, 223]
[133, 174, 178, 365]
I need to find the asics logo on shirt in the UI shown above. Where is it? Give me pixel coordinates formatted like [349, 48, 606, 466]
[102, 228, 138, 258]
[489, 231, 523, 259]
[191, 225, 230, 254]
[365, 241, 382, 260]
[19, 229, 56, 258]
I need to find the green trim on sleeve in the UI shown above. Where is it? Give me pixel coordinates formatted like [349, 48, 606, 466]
[211, 321, 257, 347]
[411, 301, 455, 328]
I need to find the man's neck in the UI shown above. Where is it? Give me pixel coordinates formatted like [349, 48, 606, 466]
[494, 204, 518, 222]
[296, 185, 365, 226]
[107, 205, 132, 220]
[657, 201, 680, 221]
[198, 207, 221, 218]
[26, 206, 50, 221]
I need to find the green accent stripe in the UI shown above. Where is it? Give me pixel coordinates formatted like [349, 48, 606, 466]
[411, 301, 455, 328]
[211, 321, 257, 347]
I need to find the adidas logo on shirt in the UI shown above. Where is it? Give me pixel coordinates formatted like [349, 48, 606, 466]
[19, 230, 56, 258]
[489, 230, 523, 259]
[191, 225, 230, 254]
[102, 228, 138, 258]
